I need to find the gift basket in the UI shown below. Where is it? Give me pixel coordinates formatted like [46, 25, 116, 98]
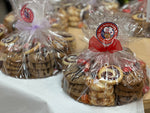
[121, 0, 150, 37]
[0, 0, 74, 79]
[62, 12, 149, 106]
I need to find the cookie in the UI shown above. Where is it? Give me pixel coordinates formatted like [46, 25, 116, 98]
[6, 59, 22, 67]
[115, 88, 143, 97]
[116, 82, 143, 92]
[89, 88, 114, 98]
[117, 95, 142, 105]
[132, 13, 146, 22]
[1, 66, 23, 77]
[64, 64, 86, 84]
[0, 33, 19, 47]
[121, 71, 143, 86]
[67, 6, 80, 16]
[62, 55, 77, 69]
[89, 95, 115, 106]
[0, 24, 7, 39]
[98, 65, 124, 85]
[69, 21, 81, 27]
[2, 61, 22, 71]
[26, 50, 55, 63]
[28, 68, 54, 78]
[86, 76, 114, 92]
[26, 61, 54, 69]
[69, 16, 80, 22]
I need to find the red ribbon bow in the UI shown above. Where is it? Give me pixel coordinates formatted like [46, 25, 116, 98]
[88, 36, 123, 53]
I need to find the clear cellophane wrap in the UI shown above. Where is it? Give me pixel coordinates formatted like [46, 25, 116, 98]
[48, 0, 91, 28]
[121, 0, 150, 37]
[62, 11, 149, 106]
[0, 0, 75, 79]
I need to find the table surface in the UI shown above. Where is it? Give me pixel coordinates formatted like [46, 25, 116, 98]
[68, 27, 150, 110]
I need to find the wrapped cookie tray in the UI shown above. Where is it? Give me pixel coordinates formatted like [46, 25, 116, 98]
[0, 71, 146, 113]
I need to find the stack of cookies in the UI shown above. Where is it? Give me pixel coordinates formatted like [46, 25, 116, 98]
[63, 64, 87, 103]
[66, 4, 90, 28]
[26, 46, 55, 78]
[86, 76, 115, 106]
[2, 52, 24, 78]
[115, 70, 143, 105]
[57, 32, 75, 54]
[51, 8, 69, 31]
[0, 33, 23, 77]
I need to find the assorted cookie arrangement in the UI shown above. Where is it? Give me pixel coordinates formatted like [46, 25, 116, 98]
[62, 56, 146, 106]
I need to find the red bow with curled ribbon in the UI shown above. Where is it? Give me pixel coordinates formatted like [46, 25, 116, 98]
[88, 36, 123, 53]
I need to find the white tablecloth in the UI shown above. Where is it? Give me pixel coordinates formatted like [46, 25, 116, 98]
[0, 72, 145, 113]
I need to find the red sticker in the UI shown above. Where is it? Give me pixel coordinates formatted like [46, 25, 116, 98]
[96, 22, 118, 45]
[20, 4, 34, 23]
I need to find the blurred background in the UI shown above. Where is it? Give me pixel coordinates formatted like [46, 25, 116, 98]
[0, 0, 134, 23]
[0, 0, 12, 22]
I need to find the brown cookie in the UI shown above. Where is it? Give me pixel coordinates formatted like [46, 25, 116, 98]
[121, 71, 143, 86]
[117, 95, 142, 105]
[64, 64, 86, 84]
[89, 95, 115, 106]
[5, 59, 22, 67]
[86, 76, 114, 92]
[88, 88, 114, 99]
[26, 50, 55, 63]
[63, 79, 87, 91]
[28, 67, 54, 78]
[115, 88, 143, 97]
[69, 16, 80, 22]
[67, 87, 87, 97]
[69, 21, 81, 27]
[1, 67, 23, 77]
[6, 52, 23, 63]
[26, 60, 55, 70]
[67, 6, 81, 16]
[116, 82, 143, 92]
[62, 55, 77, 69]
[2, 61, 22, 71]
[0, 33, 19, 47]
